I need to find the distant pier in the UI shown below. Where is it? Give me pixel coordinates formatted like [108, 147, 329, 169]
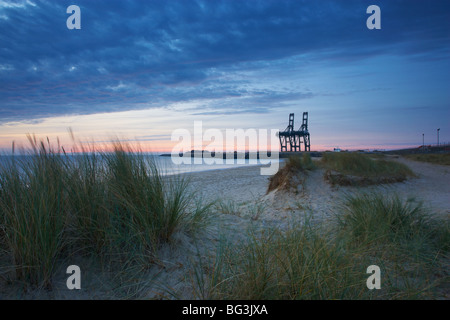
[160, 150, 322, 159]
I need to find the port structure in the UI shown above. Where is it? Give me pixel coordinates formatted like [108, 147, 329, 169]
[278, 112, 310, 152]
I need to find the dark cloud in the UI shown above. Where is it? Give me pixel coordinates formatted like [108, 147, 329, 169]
[0, 0, 449, 122]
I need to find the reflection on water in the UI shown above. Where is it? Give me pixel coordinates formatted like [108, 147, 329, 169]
[156, 156, 282, 175]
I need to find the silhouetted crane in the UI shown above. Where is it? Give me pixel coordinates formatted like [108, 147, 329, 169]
[278, 112, 310, 152]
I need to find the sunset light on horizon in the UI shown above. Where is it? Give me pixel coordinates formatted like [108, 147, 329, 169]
[0, 0, 449, 153]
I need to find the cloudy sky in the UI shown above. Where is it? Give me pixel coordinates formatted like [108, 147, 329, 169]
[0, 0, 449, 152]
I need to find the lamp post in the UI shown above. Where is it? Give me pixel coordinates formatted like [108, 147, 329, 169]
[422, 133, 424, 149]
[437, 128, 440, 147]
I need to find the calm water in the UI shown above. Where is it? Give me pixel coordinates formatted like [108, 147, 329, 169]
[0, 154, 282, 176]
[155, 156, 282, 175]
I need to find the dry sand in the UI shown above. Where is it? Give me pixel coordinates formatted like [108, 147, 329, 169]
[186, 156, 450, 222]
[2, 156, 448, 299]
[141, 156, 450, 299]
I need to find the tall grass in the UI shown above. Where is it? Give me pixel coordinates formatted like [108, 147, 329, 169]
[101, 143, 203, 269]
[67, 149, 108, 256]
[404, 153, 450, 166]
[191, 222, 367, 300]
[0, 137, 70, 288]
[215, 199, 240, 216]
[285, 153, 316, 171]
[337, 193, 449, 257]
[191, 193, 449, 300]
[335, 193, 449, 298]
[267, 153, 315, 192]
[321, 152, 415, 186]
[322, 152, 414, 177]
[0, 137, 211, 290]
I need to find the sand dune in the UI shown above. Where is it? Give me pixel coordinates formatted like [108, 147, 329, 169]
[186, 156, 449, 223]
[2, 156, 448, 299]
[139, 156, 448, 299]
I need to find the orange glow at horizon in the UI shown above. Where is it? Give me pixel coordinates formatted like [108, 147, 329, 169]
[0, 107, 423, 155]
[0, 133, 420, 155]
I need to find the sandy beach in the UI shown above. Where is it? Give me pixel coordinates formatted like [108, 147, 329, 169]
[186, 156, 450, 221]
[141, 156, 450, 299]
[2, 0, 449, 306]
[1, 155, 448, 300]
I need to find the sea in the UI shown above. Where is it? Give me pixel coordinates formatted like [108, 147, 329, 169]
[155, 155, 282, 175]
[0, 153, 282, 176]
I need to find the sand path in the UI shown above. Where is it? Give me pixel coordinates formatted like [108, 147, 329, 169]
[3, 156, 447, 299]
[184, 156, 450, 223]
[149, 156, 449, 298]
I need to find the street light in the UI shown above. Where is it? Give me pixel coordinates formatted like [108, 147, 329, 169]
[437, 128, 440, 147]
[422, 133, 424, 148]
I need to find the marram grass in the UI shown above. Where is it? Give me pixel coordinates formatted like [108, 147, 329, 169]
[0, 137, 211, 290]
[189, 194, 449, 300]
[321, 152, 415, 186]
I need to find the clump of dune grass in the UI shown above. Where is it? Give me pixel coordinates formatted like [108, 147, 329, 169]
[215, 198, 267, 221]
[335, 193, 449, 298]
[321, 152, 415, 186]
[0, 136, 71, 288]
[66, 150, 108, 256]
[285, 153, 316, 171]
[0, 136, 212, 291]
[337, 193, 449, 256]
[215, 199, 240, 216]
[267, 153, 315, 193]
[190, 222, 369, 300]
[404, 153, 450, 166]
[246, 201, 267, 221]
[100, 142, 208, 270]
[188, 193, 449, 300]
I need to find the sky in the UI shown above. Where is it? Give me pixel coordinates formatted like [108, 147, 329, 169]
[0, 0, 449, 153]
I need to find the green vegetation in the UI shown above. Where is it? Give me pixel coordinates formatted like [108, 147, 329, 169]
[267, 153, 315, 192]
[191, 223, 366, 299]
[0, 137, 70, 288]
[215, 199, 240, 216]
[404, 153, 450, 166]
[321, 152, 415, 186]
[0, 137, 211, 290]
[192, 193, 449, 300]
[215, 198, 267, 221]
[0, 138, 447, 299]
[336, 193, 449, 298]
[337, 193, 446, 248]
[285, 153, 316, 171]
